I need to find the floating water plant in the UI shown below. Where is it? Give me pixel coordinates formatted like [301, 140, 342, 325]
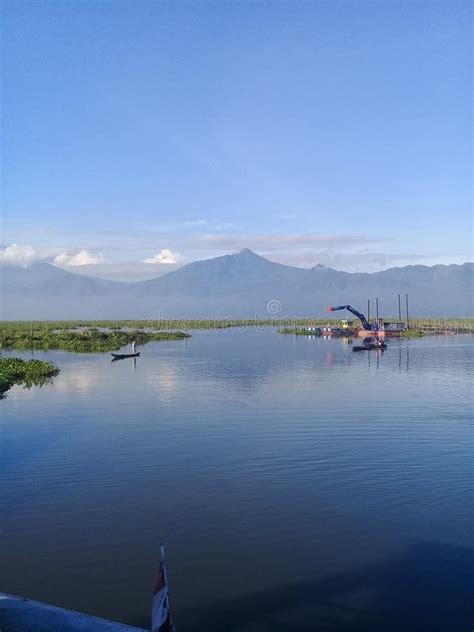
[0, 326, 190, 353]
[0, 357, 60, 398]
[278, 327, 322, 336]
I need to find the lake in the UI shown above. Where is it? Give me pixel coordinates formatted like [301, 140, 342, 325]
[1, 329, 473, 631]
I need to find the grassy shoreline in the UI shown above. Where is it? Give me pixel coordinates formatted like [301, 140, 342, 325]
[0, 318, 472, 352]
[1, 318, 472, 330]
[0, 326, 190, 353]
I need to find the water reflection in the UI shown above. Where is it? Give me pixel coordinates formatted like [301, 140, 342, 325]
[0, 332, 472, 631]
[147, 360, 181, 396]
[0, 373, 57, 400]
[110, 355, 138, 370]
[2, 334, 472, 405]
[180, 541, 474, 632]
[397, 345, 410, 372]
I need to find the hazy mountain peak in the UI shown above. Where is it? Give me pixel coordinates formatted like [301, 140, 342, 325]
[1, 255, 472, 319]
[237, 248, 259, 257]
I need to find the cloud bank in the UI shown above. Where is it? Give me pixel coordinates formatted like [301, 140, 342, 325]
[143, 249, 183, 265]
[0, 243, 39, 266]
[174, 231, 391, 253]
[0, 244, 106, 268]
[0, 231, 469, 282]
[53, 249, 105, 266]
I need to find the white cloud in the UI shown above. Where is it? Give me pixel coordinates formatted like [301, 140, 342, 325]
[0, 243, 39, 266]
[272, 248, 436, 271]
[176, 231, 391, 252]
[68, 262, 182, 282]
[53, 249, 105, 266]
[143, 249, 183, 265]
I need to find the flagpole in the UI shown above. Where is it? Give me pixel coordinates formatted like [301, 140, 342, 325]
[160, 543, 176, 632]
[160, 543, 168, 584]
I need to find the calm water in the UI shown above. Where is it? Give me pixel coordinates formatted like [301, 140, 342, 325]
[1, 330, 473, 631]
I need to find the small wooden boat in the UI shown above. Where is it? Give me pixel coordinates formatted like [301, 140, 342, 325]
[111, 352, 140, 360]
[353, 342, 386, 351]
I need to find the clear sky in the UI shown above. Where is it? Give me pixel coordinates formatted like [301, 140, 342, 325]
[1, 0, 472, 280]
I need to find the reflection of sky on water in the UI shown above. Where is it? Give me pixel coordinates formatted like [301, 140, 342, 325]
[0, 331, 473, 630]
[4, 332, 471, 404]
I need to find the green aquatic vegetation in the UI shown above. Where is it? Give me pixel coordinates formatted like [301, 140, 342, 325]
[0, 327, 190, 353]
[0, 357, 60, 398]
[0, 317, 472, 344]
[278, 327, 322, 336]
[401, 330, 425, 338]
[0, 318, 329, 333]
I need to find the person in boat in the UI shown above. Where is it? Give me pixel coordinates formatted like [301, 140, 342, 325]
[131, 340, 137, 353]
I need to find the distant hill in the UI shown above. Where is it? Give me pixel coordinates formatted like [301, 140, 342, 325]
[0, 263, 127, 320]
[1, 250, 472, 319]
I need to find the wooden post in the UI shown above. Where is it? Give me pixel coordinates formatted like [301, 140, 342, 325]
[405, 293, 409, 329]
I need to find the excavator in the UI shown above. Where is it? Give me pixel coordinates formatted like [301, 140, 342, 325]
[326, 304, 375, 331]
[326, 305, 387, 350]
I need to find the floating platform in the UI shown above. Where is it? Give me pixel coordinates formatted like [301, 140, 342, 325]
[0, 593, 146, 632]
[357, 329, 402, 338]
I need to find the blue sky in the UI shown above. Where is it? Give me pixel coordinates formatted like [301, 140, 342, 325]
[1, 1, 472, 280]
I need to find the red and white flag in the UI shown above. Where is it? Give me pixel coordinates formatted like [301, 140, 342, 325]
[152, 545, 175, 632]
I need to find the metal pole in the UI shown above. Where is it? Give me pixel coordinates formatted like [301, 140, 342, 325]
[367, 299, 370, 323]
[376, 298, 379, 324]
[398, 294, 401, 321]
[405, 293, 409, 329]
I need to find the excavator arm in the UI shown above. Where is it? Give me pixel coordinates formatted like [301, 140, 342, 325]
[326, 305, 372, 330]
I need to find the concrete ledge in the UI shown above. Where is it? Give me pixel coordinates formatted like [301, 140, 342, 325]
[0, 593, 146, 632]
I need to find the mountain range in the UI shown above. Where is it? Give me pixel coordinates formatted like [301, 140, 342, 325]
[1, 249, 473, 319]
